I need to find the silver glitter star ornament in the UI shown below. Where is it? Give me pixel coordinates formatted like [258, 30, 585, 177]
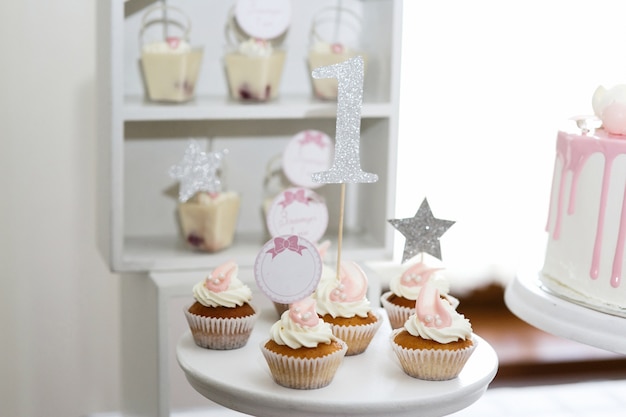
[388, 198, 455, 262]
[169, 140, 228, 202]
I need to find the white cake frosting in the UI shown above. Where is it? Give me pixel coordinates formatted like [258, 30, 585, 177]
[541, 89, 626, 315]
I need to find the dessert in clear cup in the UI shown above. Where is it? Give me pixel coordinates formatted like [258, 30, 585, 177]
[184, 261, 258, 350]
[139, 5, 203, 102]
[307, 7, 366, 100]
[308, 41, 365, 100]
[312, 260, 381, 356]
[178, 191, 240, 252]
[390, 281, 475, 380]
[169, 144, 240, 253]
[224, 38, 285, 101]
[261, 297, 347, 389]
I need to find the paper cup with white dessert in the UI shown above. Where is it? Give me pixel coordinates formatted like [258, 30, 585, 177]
[169, 141, 240, 253]
[223, 0, 291, 102]
[307, 7, 367, 100]
[140, 4, 203, 102]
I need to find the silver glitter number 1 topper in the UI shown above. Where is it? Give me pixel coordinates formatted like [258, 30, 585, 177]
[310, 56, 378, 280]
[311, 56, 378, 184]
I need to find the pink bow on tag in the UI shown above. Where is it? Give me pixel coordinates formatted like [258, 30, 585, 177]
[415, 283, 452, 329]
[279, 189, 309, 208]
[266, 235, 307, 258]
[299, 131, 327, 148]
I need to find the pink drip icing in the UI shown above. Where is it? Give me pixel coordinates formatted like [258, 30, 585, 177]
[548, 131, 626, 287]
[612, 182, 626, 288]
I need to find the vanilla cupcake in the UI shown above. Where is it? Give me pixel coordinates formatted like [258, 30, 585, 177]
[261, 297, 347, 389]
[390, 282, 475, 380]
[381, 256, 458, 329]
[313, 261, 381, 356]
[184, 261, 257, 350]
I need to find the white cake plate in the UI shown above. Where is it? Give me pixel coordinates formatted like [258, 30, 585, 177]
[177, 305, 498, 417]
[505, 270, 626, 355]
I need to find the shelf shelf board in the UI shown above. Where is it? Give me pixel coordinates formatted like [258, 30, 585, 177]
[123, 94, 394, 121]
[116, 232, 392, 273]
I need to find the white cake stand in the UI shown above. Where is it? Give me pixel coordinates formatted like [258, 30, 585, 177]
[505, 269, 626, 355]
[177, 304, 498, 417]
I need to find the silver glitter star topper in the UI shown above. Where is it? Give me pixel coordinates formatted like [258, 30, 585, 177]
[388, 198, 455, 262]
[169, 140, 228, 202]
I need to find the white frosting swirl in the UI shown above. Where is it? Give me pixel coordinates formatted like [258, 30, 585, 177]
[142, 40, 192, 53]
[404, 301, 472, 344]
[238, 38, 273, 57]
[192, 273, 252, 308]
[313, 266, 372, 318]
[269, 310, 336, 349]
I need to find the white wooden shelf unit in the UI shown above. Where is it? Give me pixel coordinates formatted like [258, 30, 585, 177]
[97, 0, 404, 416]
[98, 0, 403, 274]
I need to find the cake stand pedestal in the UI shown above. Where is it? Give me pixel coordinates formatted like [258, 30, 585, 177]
[177, 304, 498, 417]
[505, 270, 626, 355]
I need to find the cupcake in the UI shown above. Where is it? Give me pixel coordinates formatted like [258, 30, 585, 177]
[313, 260, 381, 356]
[184, 260, 258, 350]
[381, 256, 458, 329]
[261, 297, 347, 389]
[390, 281, 475, 380]
[308, 41, 365, 100]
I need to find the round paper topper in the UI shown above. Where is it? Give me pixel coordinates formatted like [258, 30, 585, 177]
[282, 130, 333, 189]
[234, 0, 292, 40]
[266, 187, 329, 243]
[254, 235, 322, 304]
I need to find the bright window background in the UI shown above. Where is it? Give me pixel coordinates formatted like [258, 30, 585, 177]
[396, 1, 626, 292]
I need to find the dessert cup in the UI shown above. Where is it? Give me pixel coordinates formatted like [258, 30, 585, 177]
[224, 50, 286, 101]
[178, 191, 240, 252]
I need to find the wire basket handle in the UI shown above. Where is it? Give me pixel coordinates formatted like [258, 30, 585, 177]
[310, 6, 363, 46]
[140, 3, 192, 46]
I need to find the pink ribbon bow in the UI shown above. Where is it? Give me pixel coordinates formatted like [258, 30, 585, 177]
[299, 131, 327, 148]
[279, 189, 308, 208]
[266, 235, 307, 258]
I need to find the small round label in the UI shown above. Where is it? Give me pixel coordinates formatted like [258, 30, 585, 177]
[282, 130, 333, 189]
[266, 187, 328, 243]
[234, 0, 291, 40]
[254, 235, 322, 304]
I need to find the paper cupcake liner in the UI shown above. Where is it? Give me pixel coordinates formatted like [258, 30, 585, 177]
[380, 292, 413, 330]
[328, 311, 383, 356]
[260, 339, 348, 390]
[389, 329, 477, 381]
[184, 304, 258, 350]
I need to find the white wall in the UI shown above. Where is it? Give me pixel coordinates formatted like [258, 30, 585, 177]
[397, 0, 626, 292]
[0, 1, 121, 416]
[3, 1, 626, 417]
